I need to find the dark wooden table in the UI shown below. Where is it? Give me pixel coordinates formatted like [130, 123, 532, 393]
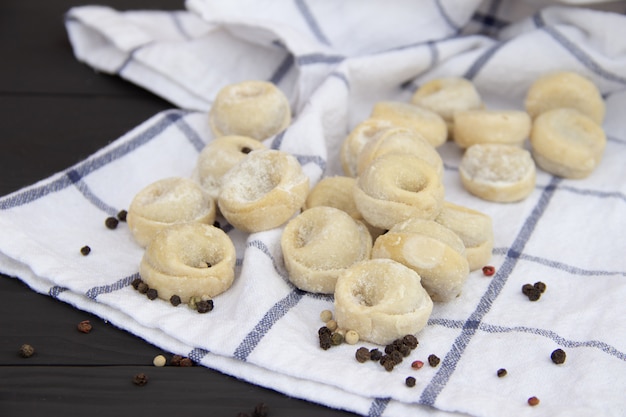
[0, 1, 358, 415]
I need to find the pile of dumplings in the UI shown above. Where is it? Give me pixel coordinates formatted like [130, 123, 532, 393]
[124, 71, 606, 345]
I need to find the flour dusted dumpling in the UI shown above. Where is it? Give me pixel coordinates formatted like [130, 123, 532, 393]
[354, 154, 445, 230]
[411, 77, 483, 135]
[193, 135, 266, 200]
[209, 80, 291, 140]
[453, 110, 531, 148]
[356, 126, 444, 177]
[304, 176, 385, 239]
[372, 218, 469, 302]
[370, 101, 447, 147]
[139, 223, 236, 304]
[340, 118, 394, 177]
[127, 177, 216, 247]
[334, 259, 433, 345]
[434, 202, 493, 272]
[530, 108, 606, 179]
[281, 207, 372, 294]
[218, 149, 309, 233]
[525, 71, 605, 124]
[459, 144, 536, 203]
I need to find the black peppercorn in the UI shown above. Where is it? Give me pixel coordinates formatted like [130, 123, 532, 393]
[497, 368, 507, 378]
[405, 376, 416, 387]
[355, 347, 371, 363]
[521, 283, 535, 296]
[390, 350, 403, 365]
[137, 282, 149, 294]
[197, 299, 214, 313]
[399, 343, 411, 357]
[551, 348, 566, 364]
[522, 283, 541, 301]
[252, 402, 269, 417]
[80, 245, 91, 256]
[146, 288, 158, 300]
[131, 278, 142, 290]
[19, 344, 35, 358]
[170, 354, 183, 366]
[527, 289, 541, 301]
[534, 281, 547, 293]
[132, 373, 148, 386]
[105, 216, 119, 229]
[170, 295, 181, 306]
[241, 146, 252, 154]
[402, 334, 418, 350]
[319, 332, 332, 350]
[381, 357, 395, 372]
[117, 210, 127, 222]
[318, 326, 332, 337]
[428, 354, 440, 367]
[369, 349, 383, 361]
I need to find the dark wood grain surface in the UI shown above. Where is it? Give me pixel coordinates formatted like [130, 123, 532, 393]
[0, 1, 358, 415]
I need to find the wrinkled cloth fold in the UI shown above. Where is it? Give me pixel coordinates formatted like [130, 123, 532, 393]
[2, 1, 626, 416]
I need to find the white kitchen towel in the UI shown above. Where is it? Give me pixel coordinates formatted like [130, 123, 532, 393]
[2, 1, 626, 416]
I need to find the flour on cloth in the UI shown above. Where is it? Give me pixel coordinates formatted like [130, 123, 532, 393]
[2, 1, 626, 416]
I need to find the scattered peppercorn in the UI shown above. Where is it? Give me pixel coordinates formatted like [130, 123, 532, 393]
[117, 210, 127, 222]
[105, 216, 119, 229]
[132, 373, 148, 386]
[252, 402, 269, 417]
[319, 330, 332, 350]
[402, 334, 419, 349]
[19, 344, 35, 358]
[170, 354, 183, 366]
[405, 376, 416, 387]
[179, 357, 193, 367]
[527, 396, 540, 406]
[497, 368, 507, 378]
[77, 320, 93, 333]
[355, 347, 371, 363]
[241, 146, 252, 154]
[522, 283, 542, 301]
[390, 350, 404, 365]
[80, 245, 91, 256]
[131, 278, 142, 290]
[551, 348, 566, 364]
[428, 354, 441, 367]
[482, 265, 496, 276]
[153, 354, 167, 367]
[380, 356, 395, 372]
[320, 309, 333, 323]
[146, 288, 158, 300]
[318, 326, 332, 337]
[137, 282, 149, 294]
[534, 281, 547, 293]
[330, 332, 344, 346]
[170, 294, 181, 306]
[326, 319, 338, 332]
[345, 330, 359, 345]
[411, 360, 424, 370]
[370, 349, 383, 361]
[196, 299, 214, 313]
